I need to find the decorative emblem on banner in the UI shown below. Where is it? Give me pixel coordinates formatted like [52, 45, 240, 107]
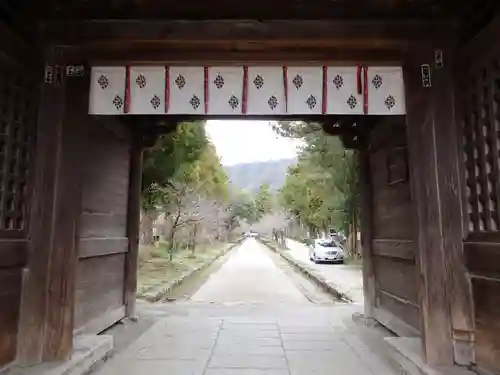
[213, 74, 225, 89]
[268, 95, 278, 110]
[306, 95, 317, 110]
[347, 95, 358, 109]
[151, 95, 161, 109]
[228, 95, 240, 110]
[372, 74, 383, 89]
[112, 95, 124, 110]
[98, 75, 109, 89]
[175, 74, 186, 89]
[292, 75, 303, 90]
[333, 74, 344, 90]
[190, 95, 201, 109]
[384, 95, 396, 110]
[136, 74, 147, 88]
[254, 75, 264, 89]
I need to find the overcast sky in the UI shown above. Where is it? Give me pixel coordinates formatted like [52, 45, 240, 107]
[205, 120, 302, 166]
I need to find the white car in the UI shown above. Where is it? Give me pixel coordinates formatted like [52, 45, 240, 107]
[309, 239, 345, 264]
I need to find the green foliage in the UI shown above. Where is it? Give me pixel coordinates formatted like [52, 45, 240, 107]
[254, 183, 273, 219]
[223, 184, 274, 228]
[276, 121, 359, 244]
[142, 121, 208, 213]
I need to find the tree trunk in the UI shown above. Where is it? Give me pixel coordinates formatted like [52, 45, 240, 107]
[141, 212, 155, 245]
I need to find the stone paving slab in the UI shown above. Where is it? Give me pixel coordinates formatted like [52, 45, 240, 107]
[96, 310, 398, 375]
[95, 241, 396, 375]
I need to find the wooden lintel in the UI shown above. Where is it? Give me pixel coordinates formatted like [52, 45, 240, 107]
[42, 19, 457, 48]
[59, 47, 404, 66]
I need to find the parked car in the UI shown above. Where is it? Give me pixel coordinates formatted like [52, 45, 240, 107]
[245, 230, 259, 238]
[309, 238, 345, 264]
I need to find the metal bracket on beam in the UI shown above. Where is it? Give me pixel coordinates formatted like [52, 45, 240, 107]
[434, 50, 444, 69]
[44, 65, 54, 84]
[66, 65, 85, 77]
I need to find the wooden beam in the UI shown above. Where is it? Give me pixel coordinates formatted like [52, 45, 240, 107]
[359, 147, 376, 319]
[60, 47, 404, 66]
[435, 46, 475, 366]
[42, 19, 457, 48]
[404, 42, 465, 365]
[42, 60, 88, 360]
[124, 125, 143, 318]
[16, 49, 67, 365]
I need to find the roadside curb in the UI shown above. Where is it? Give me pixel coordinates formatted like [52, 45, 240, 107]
[138, 238, 244, 302]
[259, 238, 353, 303]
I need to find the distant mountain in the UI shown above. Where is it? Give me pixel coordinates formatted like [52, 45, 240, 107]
[224, 158, 297, 193]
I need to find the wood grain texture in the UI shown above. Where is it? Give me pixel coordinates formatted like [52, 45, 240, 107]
[404, 42, 455, 365]
[42, 64, 86, 361]
[375, 256, 419, 304]
[16, 49, 66, 365]
[365, 117, 420, 337]
[78, 238, 128, 259]
[472, 277, 500, 373]
[0, 268, 22, 366]
[372, 239, 414, 260]
[79, 213, 127, 238]
[43, 19, 454, 47]
[359, 148, 376, 318]
[378, 291, 421, 333]
[125, 129, 143, 317]
[74, 255, 126, 329]
[74, 112, 131, 331]
[0, 240, 29, 268]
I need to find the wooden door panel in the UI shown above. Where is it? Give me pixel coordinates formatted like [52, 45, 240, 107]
[0, 50, 37, 366]
[368, 117, 420, 336]
[74, 119, 131, 333]
[458, 22, 500, 373]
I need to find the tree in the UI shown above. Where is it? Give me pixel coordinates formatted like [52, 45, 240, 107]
[254, 183, 273, 220]
[155, 141, 229, 254]
[274, 121, 360, 256]
[139, 121, 233, 247]
[141, 121, 208, 214]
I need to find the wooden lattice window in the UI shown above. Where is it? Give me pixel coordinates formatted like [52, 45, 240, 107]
[461, 54, 500, 233]
[0, 61, 37, 236]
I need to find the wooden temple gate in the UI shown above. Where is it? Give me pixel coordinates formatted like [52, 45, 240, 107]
[0, 1, 499, 374]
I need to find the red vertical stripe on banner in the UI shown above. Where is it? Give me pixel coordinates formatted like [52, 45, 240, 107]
[125, 66, 131, 113]
[242, 66, 248, 114]
[164, 66, 170, 114]
[204, 67, 209, 114]
[283, 66, 288, 113]
[322, 66, 328, 114]
[363, 66, 369, 114]
[356, 64, 363, 96]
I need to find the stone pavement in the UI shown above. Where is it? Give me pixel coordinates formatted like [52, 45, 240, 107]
[191, 238, 309, 304]
[98, 304, 397, 375]
[96, 239, 397, 375]
[285, 238, 365, 304]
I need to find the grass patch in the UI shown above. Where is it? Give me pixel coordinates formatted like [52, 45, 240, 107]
[137, 242, 229, 296]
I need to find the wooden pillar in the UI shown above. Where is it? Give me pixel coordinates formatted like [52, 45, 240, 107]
[124, 126, 143, 318]
[17, 51, 85, 363]
[358, 147, 376, 319]
[404, 41, 473, 365]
